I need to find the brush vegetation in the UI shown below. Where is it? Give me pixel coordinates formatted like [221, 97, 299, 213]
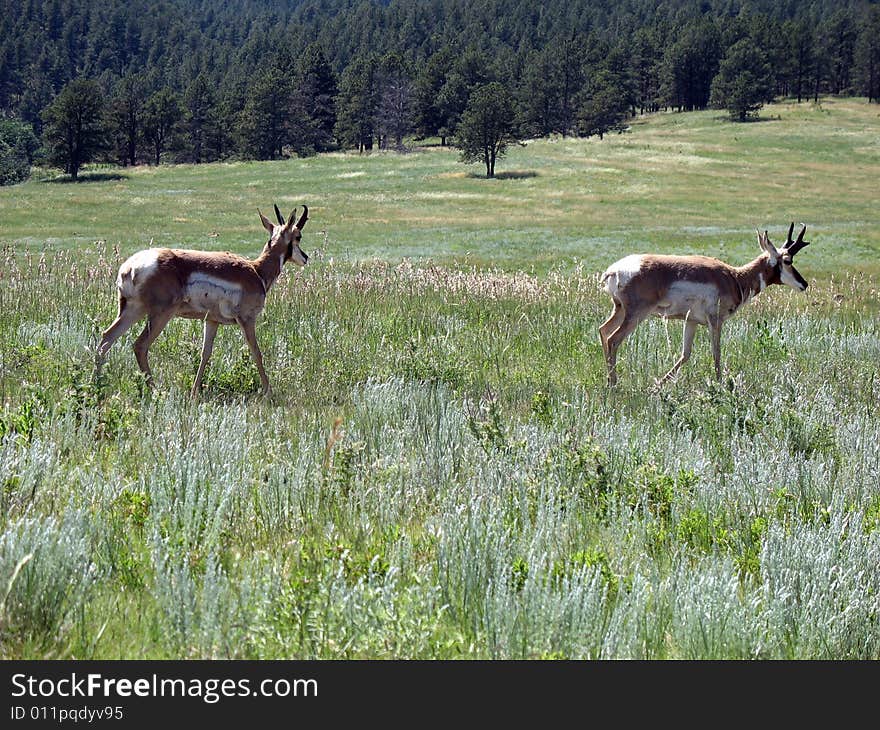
[0, 99, 878, 659]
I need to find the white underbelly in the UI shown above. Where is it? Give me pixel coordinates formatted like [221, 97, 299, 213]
[654, 281, 722, 324]
[182, 274, 243, 320]
[654, 302, 710, 323]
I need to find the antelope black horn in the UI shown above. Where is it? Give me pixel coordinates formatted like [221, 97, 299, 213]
[786, 222, 795, 247]
[274, 204, 285, 226]
[786, 224, 810, 256]
[295, 204, 308, 230]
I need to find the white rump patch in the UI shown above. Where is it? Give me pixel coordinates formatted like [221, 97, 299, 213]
[184, 273, 243, 320]
[117, 249, 160, 297]
[603, 254, 643, 297]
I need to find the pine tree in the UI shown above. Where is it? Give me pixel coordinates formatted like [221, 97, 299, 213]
[375, 52, 413, 151]
[109, 72, 145, 166]
[518, 47, 564, 139]
[0, 117, 38, 184]
[631, 27, 663, 114]
[557, 36, 588, 137]
[183, 74, 215, 163]
[854, 8, 880, 103]
[334, 54, 378, 152]
[659, 19, 722, 112]
[786, 19, 814, 103]
[578, 69, 630, 140]
[604, 44, 637, 117]
[237, 67, 294, 160]
[709, 38, 775, 121]
[41, 77, 108, 179]
[142, 87, 182, 165]
[456, 82, 517, 178]
[413, 47, 454, 143]
[823, 9, 857, 95]
[297, 44, 338, 153]
[214, 76, 247, 160]
[436, 47, 493, 139]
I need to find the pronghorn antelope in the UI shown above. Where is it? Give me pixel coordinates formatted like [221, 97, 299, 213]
[599, 223, 811, 385]
[97, 204, 309, 396]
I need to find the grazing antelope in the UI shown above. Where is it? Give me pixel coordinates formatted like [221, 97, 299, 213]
[97, 204, 309, 396]
[599, 223, 811, 385]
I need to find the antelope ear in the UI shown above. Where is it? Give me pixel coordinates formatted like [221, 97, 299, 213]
[757, 229, 779, 265]
[258, 209, 275, 234]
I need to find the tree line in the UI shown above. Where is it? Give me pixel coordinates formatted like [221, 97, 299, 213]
[2, 0, 880, 181]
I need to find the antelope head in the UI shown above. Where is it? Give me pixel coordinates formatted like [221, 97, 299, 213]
[756, 223, 810, 291]
[259, 204, 310, 266]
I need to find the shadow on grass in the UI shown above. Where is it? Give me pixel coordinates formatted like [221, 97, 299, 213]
[713, 114, 782, 123]
[466, 170, 539, 180]
[42, 171, 129, 184]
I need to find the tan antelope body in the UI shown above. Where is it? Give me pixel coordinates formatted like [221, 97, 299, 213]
[97, 205, 309, 395]
[599, 224, 811, 385]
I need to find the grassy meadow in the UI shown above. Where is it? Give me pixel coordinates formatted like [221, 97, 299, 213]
[0, 98, 879, 658]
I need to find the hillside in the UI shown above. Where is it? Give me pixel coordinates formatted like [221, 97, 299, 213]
[1, 97, 877, 276]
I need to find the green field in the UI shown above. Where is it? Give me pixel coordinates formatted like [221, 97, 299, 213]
[1, 99, 878, 658]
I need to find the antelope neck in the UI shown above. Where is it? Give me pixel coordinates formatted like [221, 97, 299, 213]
[255, 249, 284, 293]
[734, 256, 773, 306]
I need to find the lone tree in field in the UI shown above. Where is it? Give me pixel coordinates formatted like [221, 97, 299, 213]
[710, 38, 775, 121]
[42, 78, 108, 180]
[456, 82, 517, 178]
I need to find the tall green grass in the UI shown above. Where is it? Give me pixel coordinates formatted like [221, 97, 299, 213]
[0, 98, 878, 658]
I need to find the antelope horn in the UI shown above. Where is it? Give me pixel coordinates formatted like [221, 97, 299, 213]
[274, 204, 285, 226]
[785, 224, 810, 256]
[786, 222, 795, 247]
[295, 204, 309, 230]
